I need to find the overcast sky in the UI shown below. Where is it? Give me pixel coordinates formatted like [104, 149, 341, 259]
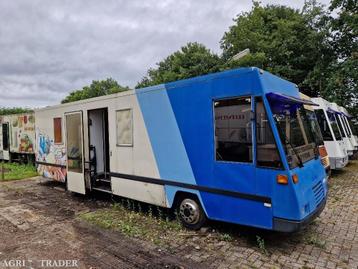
[0, 0, 330, 108]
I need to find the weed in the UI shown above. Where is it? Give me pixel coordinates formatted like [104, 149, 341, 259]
[256, 235, 269, 255]
[148, 205, 153, 218]
[158, 206, 163, 220]
[305, 235, 326, 249]
[220, 233, 233, 242]
[79, 198, 186, 247]
[126, 199, 131, 211]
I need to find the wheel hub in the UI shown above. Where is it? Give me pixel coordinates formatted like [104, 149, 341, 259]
[179, 199, 200, 224]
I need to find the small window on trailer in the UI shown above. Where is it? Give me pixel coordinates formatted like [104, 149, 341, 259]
[54, 117, 62, 144]
[116, 109, 133, 146]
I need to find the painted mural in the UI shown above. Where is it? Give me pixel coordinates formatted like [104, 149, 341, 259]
[10, 114, 35, 154]
[36, 128, 67, 182]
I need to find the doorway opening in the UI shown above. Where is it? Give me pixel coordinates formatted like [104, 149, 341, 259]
[88, 108, 110, 192]
[2, 123, 9, 151]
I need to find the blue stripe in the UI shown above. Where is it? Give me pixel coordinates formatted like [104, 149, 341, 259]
[135, 87, 196, 184]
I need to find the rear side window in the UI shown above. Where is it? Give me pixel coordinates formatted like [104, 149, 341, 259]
[255, 97, 282, 169]
[116, 109, 133, 146]
[315, 110, 333, 141]
[54, 118, 62, 144]
[214, 97, 252, 163]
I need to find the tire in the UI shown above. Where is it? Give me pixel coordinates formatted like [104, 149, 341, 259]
[177, 197, 207, 230]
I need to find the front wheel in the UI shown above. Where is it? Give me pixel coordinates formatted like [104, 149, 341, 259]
[178, 198, 207, 230]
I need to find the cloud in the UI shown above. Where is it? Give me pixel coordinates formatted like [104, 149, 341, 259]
[0, 0, 331, 108]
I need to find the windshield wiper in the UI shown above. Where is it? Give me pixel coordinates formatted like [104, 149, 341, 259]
[275, 120, 304, 168]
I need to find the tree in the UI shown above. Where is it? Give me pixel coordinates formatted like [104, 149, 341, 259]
[320, 0, 358, 126]
[220, 1, 332, 97]
[61, 78, 130, 104]
[136, 42, 222, 88]
[0, 108, 33, 115]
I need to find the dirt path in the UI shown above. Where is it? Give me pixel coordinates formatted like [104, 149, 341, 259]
[0, 178, 205, 269]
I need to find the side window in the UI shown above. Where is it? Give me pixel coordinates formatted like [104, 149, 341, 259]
[255, 97, 282, 168]
[214, 97, 252, 163]
[116, 109, 133, 146]
[54, 118, 62, 144]
[315, 109, 334, 141]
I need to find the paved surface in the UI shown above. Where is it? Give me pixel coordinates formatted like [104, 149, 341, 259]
[0, 160, 357, 269]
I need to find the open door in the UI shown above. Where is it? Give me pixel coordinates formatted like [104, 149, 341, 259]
[2, 123, 10, 161]
[65, 111, 86, 194]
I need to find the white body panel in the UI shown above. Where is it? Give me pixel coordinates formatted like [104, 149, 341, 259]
[35, 90, 165, 206]
[112, 177, 166, 207]
[311, 98, 349, 169]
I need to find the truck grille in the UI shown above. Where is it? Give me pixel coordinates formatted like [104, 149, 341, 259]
[312, 181, 324, 207]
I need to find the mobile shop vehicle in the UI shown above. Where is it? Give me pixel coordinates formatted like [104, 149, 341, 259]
[338, 106, 358, 154]
[35, 67, 327, 232]
[0, 113, 36, 163]
[329, 102, 353, 157]
[311, 98, 349, 169]
[300, 93, 330, 176]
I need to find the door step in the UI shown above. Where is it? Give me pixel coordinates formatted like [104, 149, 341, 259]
[92, 186, 112, 194]
[96, 178, 111, 183]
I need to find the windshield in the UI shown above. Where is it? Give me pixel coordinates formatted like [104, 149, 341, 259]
[268, 100, 317, 169]
[315, 109, 334, 141]
[327, 111, 342, 140]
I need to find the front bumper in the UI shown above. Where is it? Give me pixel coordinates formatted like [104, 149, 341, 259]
[330, 156, 348, 169]
[272, 197, 327, 233]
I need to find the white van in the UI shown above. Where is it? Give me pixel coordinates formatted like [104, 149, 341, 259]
[338, 106, 358, 153]
[329, 103, 354, 157]
[311, 98, 348, 169]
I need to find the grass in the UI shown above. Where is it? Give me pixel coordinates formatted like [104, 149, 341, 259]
[79, 200, 184, 246]
[0, 162, 38, 181]
[305, 234, 326, 249]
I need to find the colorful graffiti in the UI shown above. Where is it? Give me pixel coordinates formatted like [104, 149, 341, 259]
[36, 129, 67, 182]
[11, 114, 35, 153]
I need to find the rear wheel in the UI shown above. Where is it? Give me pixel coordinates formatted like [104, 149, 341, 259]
[178, 197, 207, 230]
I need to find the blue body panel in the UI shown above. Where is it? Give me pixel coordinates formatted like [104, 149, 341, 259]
[135, 67, 327, 230]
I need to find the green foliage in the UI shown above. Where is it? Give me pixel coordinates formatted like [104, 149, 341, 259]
[220, 0, 332, 97]
[79, 202, 183, 246]
[322, 0, 358, 125]
[61, 78, 131, 104]
[256, 235, 269, 255]
[0, 108, 33, 116]
[136, 42, 222, 88]
[0, 163, 38, 181]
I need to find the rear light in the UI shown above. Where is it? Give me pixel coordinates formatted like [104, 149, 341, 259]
[292, 174, 299, 184]
[318, 145, 328, 158]
[277, 174, 288, 185]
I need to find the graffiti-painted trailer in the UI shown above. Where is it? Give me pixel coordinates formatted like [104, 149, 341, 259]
[35, 68, 327, 232]
[0, 113, 35, 163]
